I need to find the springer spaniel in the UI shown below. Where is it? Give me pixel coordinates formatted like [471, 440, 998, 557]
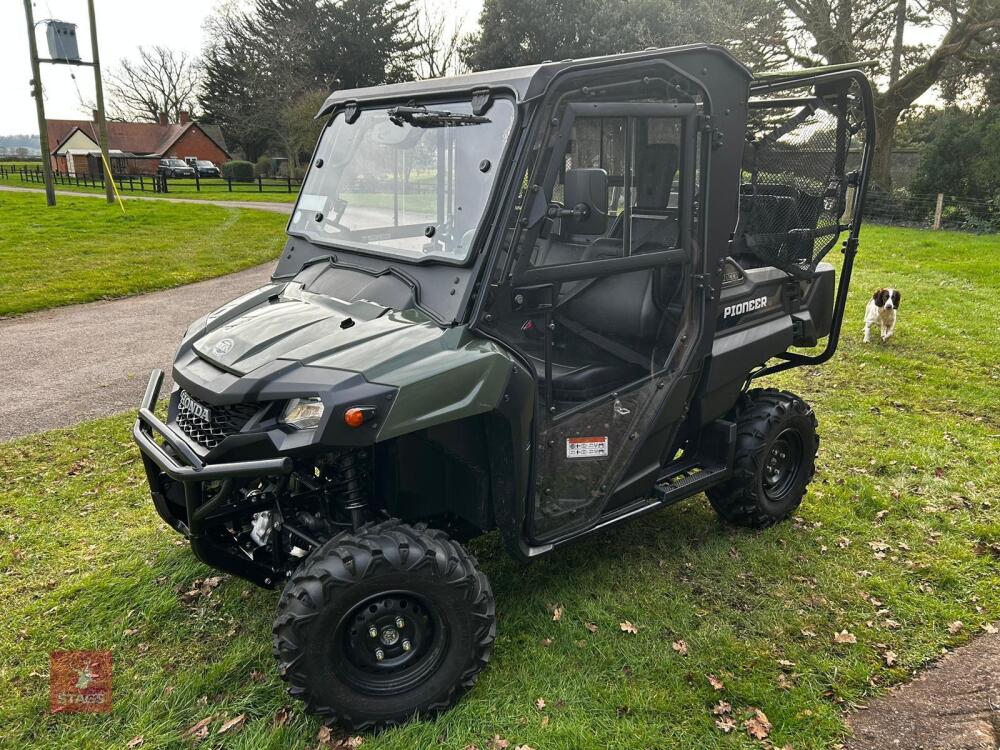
[863, 287, 901, 343]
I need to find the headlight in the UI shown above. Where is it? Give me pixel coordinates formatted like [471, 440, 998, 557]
[281, 397, 325, 429]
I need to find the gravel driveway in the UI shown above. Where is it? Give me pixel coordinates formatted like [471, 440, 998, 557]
[0, 263, 274, 441]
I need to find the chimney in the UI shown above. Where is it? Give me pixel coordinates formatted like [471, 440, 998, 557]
[158, 111, 168, 126]
[179, 110, 190, 125]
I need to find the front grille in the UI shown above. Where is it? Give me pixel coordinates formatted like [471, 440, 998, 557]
[175, 390, 260, 449]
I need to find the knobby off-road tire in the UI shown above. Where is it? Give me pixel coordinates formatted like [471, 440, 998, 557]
[706, 388, 818, 528]
[272, 520, 495, 730]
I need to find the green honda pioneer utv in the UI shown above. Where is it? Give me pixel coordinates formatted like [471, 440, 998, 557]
[134, 44, 874, 729]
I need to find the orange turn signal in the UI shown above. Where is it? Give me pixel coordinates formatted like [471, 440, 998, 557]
[344, 406, 374, 428]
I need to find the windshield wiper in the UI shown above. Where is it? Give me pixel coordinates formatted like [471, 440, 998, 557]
[387, 106, 490, 127]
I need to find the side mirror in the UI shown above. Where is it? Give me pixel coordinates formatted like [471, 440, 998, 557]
[562, 168, 608, 235]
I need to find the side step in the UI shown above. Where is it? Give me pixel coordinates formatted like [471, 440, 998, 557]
[652, 459, 731, 504]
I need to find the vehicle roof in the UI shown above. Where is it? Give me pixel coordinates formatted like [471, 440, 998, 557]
[318, 44, 751, 115]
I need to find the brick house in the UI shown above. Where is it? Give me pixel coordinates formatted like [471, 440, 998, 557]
[47, 111, 230, 177]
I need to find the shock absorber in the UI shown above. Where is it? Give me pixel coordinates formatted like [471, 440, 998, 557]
[324, 450, 371, 530]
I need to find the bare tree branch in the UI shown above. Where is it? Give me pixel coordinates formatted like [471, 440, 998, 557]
[106, 46, 201, 122]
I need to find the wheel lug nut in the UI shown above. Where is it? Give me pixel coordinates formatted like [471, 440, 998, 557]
[402, 639, 411, 652]
[375, 648, 385, 661]
[395, 616, 405, 628]
[369, 626, 378, 638]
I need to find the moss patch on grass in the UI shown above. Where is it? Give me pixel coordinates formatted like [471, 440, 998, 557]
[1, 225, 998, 749]
[0, 191, 288, 316]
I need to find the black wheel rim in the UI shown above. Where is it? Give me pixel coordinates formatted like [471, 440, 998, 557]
[332, 590, 448, 695]
[761, 428, 804, 502]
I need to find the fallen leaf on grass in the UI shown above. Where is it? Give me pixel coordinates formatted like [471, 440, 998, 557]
[833, 629, 857, 644]
[777, 659, 796, 669]
[712, 700, 732, 715]
[707, 674, 724, 691]
[541, 715, 550, 728]
[883, 650, 897, 666]
[218, 714, 246, 735]
[883, 619, 901, 630]
[585, 622, 598, 633]
[777, 672, 795, 690]
[126, 737, 144, 749]
[801, 628, 817, 638]
[515, 745, 536, 750]
[982, 623, 998, 634]
[180, 576, 224, 603]
[715, 716, 737, 733]
[671, 639, 688, 655]
[550, 605, 563, 622]
[540, 638, 553, 647]
[948, 621, 964, 634]
[317, 727, 363, 748]
[250, 670, 266, 682]
[487, 736, 510, 750]
[183, 717, 214, 739]
[744, 708, 772, 740]
[273, 706, 291, 727]
[620, 621, 638, 634]
[534, 697, 546, 710]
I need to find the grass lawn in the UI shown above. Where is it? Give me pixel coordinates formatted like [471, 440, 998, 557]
[1, 225, 998, 749]
[0, 190, 288, 317]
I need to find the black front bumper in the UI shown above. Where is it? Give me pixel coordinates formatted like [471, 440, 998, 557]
[133, 370, 292, 587]
[133, 369, 292, 482]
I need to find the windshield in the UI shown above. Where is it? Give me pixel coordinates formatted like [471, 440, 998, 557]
[288, 98, 515, 263]
[166, 159, 186, 166]
[197, 160, 213, 166]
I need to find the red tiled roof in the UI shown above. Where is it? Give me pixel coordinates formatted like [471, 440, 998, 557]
[46, 119, 227, 157]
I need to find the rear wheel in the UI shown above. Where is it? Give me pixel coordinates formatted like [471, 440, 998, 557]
[707, 388, 818, 527]
[272, 520, 495, 730]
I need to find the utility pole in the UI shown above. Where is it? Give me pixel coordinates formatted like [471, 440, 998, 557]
[22, 0, 56, 206]
[87, 0, 115, 204]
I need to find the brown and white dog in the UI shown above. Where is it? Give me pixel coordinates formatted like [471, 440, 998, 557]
[863, 287, 901, 343]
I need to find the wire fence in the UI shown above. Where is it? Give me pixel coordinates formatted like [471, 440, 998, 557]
[864, 187, 999, 233]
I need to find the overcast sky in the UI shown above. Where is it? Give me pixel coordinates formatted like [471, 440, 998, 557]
[0, 0, 483, 136]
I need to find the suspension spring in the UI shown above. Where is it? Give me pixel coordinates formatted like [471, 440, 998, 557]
[324, 450, 371, 530]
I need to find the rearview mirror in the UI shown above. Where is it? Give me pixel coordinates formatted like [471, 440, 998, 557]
[563, 168, 608, 235]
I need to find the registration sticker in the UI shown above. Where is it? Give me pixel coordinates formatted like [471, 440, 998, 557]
[566, 436, 609, 459]
[297, 193, 326, 211]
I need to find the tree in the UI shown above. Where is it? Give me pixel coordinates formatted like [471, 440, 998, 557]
[461, 0, 785, 72]
[411, 1, 464, 79]
[199, 0, 419, 161]
[770, 0, 1000, 188]
[105, 46, 201, 122]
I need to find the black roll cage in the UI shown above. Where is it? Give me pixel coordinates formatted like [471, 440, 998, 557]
[746, 69, 876, 380]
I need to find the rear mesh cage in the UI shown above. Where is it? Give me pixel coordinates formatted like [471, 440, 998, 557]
[734, 82, 865, 277]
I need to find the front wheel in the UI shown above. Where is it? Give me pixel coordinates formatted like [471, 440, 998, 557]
[272, 520, 495, 730]
[707, 388, 818, 528]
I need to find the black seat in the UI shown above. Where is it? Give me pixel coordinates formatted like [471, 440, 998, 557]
[525, 352, 645, 402]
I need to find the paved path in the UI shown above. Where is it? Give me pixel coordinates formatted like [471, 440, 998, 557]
[0, 264, 274, 441]
[0, 184, 293, 214]
[845, 629, 1000, 750]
